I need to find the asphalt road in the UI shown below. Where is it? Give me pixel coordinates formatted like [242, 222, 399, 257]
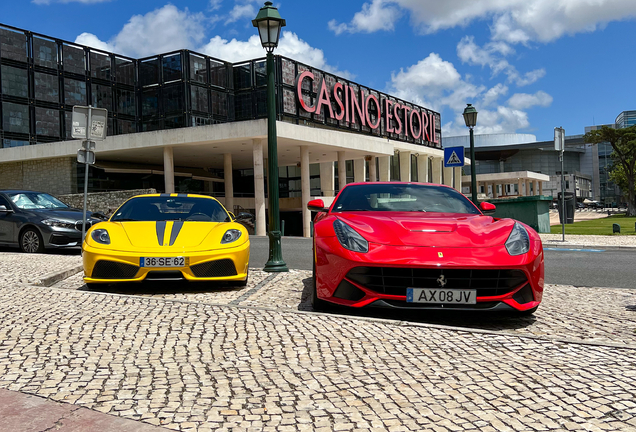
[249, 236, 636, 289]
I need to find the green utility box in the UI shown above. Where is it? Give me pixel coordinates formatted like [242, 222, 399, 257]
[487, 196, 552, 233]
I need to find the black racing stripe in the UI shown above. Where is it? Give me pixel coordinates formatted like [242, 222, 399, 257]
[177, 193, 187, 197]
[169, 221, 184, 246]
[160, 193, 171, 197]
[156, 221, 166, 246]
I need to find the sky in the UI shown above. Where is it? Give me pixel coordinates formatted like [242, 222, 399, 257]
[1, 0, 635, 141]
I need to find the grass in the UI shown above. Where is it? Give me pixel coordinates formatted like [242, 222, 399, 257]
[550, 214, 636, 235]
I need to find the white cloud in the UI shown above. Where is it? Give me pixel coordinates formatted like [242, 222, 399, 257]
[333, 0, 636, 43]
[457, 36, 545, 87]
[226, 3, 256, 24]
[209, 0, 223, 11]
[200, 31, 353, 78]
[74, 5, 207, 58]
[389, 53, 552, 136]
[507, 91, 553, 109]
[328, 0, 402, 35]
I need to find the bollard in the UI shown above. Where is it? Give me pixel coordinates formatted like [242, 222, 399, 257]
[613, 223, 620, 234]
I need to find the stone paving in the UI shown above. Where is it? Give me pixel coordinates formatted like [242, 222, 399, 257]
[1, 253, 636, 431]
[540, 234, 636, 248]
[0, 251, 81, 286]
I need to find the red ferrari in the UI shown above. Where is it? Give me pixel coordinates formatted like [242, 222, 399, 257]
[308, 182, 544, 315]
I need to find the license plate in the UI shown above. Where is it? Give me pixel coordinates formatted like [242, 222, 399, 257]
[407, 288, 476, 304]
[140, 257, 186, 268]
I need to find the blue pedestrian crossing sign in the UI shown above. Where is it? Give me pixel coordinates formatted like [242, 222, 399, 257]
[444, 146, 465, 167]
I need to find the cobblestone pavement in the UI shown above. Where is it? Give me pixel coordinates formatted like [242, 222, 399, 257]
[540, 234, 636, 247]
[1, 283, 636, 432]
[53, 269, 636, 348]
[0, 252, 81, 286]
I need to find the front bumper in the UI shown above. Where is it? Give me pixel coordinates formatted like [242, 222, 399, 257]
[83, 240, 250, 284]
[315, 237, 544, 312]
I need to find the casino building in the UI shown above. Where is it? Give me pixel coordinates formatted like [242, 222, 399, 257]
[0, 23, 465, 237]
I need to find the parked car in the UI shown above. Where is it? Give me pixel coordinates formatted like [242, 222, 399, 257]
[82, 194, 251, 288]
[0, 190, 103, 253]
[576, 202, 585, 209]
[308, 182, 544, 316]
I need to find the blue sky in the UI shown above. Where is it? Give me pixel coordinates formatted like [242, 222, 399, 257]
[2, 0, 635, 141]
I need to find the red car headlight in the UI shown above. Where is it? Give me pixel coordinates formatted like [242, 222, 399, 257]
[333, 219, 369, 253]
[505, 222, 530, 256]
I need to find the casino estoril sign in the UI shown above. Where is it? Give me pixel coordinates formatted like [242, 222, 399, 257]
[295, 70, 439, 145]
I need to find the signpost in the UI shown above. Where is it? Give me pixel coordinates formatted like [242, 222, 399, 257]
[443, 146, 465, 167]
[72, 106, 107, 243]
[554, 127, 565, 242]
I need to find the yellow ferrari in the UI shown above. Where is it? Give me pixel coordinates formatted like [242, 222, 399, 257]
[82, 194, 250, 288]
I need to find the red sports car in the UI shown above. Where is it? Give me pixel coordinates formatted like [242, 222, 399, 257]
[308, 182, 544, 315]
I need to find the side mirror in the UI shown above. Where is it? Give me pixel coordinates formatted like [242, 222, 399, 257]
[92, 211, 108, 220]
[235, 212, 253, 222]
[228, 211, 236, 220]
[0, 205, 13, 213]
[307, 199, 327, 212]
[480, 202, 496, 215]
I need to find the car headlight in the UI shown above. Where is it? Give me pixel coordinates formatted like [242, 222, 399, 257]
[333, 219, 369, 253]
[42, 219, 75, 229]
[505, 222, 530, 256]
[221, 229, 242, 244]
[91, 229, 111, 245]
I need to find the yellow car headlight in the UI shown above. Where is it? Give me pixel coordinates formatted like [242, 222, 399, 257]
[221, 229, 242, 244]
[91, 229, 111, 245]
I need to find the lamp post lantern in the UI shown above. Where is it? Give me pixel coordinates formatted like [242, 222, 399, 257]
[462, 104, 478, 204]
[253, 1, 288, 272]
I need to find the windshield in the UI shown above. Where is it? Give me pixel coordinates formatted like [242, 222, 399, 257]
[8, 192, 69, 210]
[111, 196, 230, 222]
[332, 184, 481, 214]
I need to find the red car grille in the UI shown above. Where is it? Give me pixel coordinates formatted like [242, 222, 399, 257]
[346, 267, 528, 297]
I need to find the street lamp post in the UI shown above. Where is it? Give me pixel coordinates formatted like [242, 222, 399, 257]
[463, 104, 478, 204]
[253, 1, 288, 272]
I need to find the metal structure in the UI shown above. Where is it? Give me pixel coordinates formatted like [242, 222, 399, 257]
[463, 104, 478, 203]
[555, 126, 565, 242]
[253, 2, 288, 272]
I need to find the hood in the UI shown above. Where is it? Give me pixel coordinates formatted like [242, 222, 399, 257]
[335, 212, 515, 248]
[27, 208, 94, 221]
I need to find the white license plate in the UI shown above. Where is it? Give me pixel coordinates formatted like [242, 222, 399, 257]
[407, 288, 476, 304]
[140, 257, 186, 268]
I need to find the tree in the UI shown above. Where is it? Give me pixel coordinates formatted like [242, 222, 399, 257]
[584, 125, 636, 217]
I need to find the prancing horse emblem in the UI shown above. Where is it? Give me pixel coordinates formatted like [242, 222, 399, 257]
[437, 275, 447, 288]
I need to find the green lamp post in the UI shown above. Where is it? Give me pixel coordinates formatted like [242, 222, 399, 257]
[462, 104, 478, 204]
[253, 1, 288, 272]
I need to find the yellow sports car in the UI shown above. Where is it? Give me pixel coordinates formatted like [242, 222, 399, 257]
[82, 194, 250, 288]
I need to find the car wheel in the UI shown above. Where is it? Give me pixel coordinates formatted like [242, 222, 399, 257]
[230, 269, 249, 287]
[20, 228, 44, 254]
[517, 306, 538, 316]
[311, 260, 329, 312]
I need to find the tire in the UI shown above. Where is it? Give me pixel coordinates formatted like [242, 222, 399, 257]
[20, 228, 44, 254]
[517, 306, 538, 316]
[311, 260, 329, 312]
[85, 282, 102, 290]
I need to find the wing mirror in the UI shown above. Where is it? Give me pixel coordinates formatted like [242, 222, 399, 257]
[480, 202, 496, 215]
[307, 199, 327, 212]
[0, 205, 13, 213]
[235, 212, 254, 222]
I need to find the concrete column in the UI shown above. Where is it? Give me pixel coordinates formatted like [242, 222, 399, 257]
[539, 181, 544, 196]
[454, 167, 462, 190]
[399, 151, 411, 182]
[338, 151, 347, 190]
[443, 166, 453, 186]
[525, 179, 531, 197]
[517, 179, 523, 196]
[163, 146, 174, 194]
[378, 156, 391, 181]
[354, 159, 366, 183]
[300, 146, 311, 238]
[494, 184, 500, 198]
[417, 155, 429, 183]
[320, 162, 335, 197]
[252, 139, 266, 236]
[224, 153, 234, 213]
[368, 156, 377, 182]
[431, 158, 442, 185]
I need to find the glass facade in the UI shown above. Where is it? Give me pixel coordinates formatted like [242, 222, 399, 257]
[1, 23, 440, 151]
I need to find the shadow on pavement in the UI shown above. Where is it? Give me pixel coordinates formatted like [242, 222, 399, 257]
[79, 279, 242, 296]
[0, 246, 81, 255]
[299, 276, 537, 331]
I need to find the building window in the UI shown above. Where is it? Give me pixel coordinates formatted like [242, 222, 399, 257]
[411, 154, 418, 182]
[2, 102, 29, 134]
[190, 54, 207, 83]
[210, 60, 227, 88]
[92, 83, 113, 110]
[140, 58, 159, 87]
[33, 37, 58, 69]
[115, 57, 135, 86]
[2, 139, 29, 148]
[142, 88, 159, 117]
[64, 79, 87, 106]
[163, 54, 182, 83]
[63, 44, 85, 74]
[90, 51, 111, 80]
[163, 85, 184, 113]
[0, 27, 27, 62]
[35, 72, 59, 103]
[191, 86, 208, 113]
[1, 65, 28, 98]
[116, 88, 136, 116]
[35, 107, 60, 137]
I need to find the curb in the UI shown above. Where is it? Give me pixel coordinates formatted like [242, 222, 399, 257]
[542, 243, 636, 250]
[33, 264, 83, 287]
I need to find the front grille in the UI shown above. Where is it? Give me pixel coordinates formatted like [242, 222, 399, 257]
[92, 260, 139, 279]
[190, 259, 237, 278]
[346, 267, 527, 298]
[382, 300, 499, 309]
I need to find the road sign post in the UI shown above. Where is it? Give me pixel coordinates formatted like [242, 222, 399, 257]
[555, 127, 565, 242]
[72, 106, 107, 243]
